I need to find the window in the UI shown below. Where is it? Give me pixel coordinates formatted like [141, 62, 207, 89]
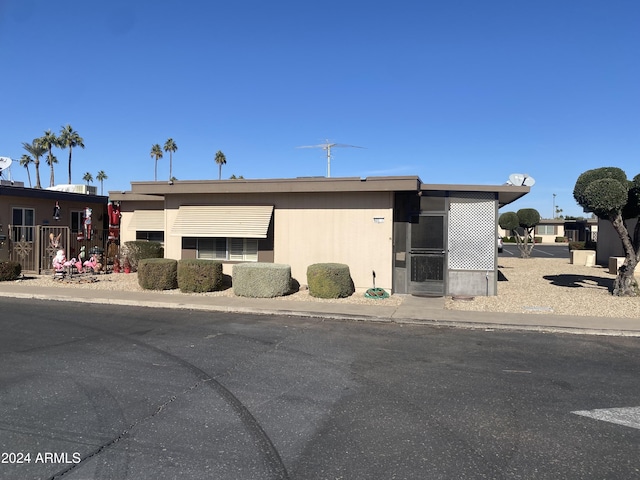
[71, 211, 84, 233]
[136, 231, 165, 243]
[196, 238, 258, 261]
[536, 225, 555, 235]
[12, 207, 34, 241]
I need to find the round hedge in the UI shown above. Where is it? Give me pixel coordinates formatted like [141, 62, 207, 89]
[233, 263, 292, 298]
[307, 263, 355, 299]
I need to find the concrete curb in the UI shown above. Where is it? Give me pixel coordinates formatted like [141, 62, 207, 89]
[2, 291, 639, 338]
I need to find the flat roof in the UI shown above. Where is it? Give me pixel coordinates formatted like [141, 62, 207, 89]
[0, 184, 108, 204]
[110, 176, 423, 198]
[421, 183, 530, 207]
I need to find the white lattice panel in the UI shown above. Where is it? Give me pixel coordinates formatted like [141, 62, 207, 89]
[448, 193, 495, 270]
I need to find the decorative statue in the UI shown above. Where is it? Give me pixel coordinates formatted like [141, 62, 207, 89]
[83, 206, 92, 241]
[52, 249, 83, 274]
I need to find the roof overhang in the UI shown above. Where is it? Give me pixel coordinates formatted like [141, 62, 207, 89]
[420, 184, 530, 208]
[123, 176, 422, 196]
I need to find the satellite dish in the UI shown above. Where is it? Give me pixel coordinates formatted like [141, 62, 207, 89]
[508, 173, 535, 187]
[0, 156, 12, 172]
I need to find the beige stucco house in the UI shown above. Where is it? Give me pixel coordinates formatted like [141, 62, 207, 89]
[109, 176, 528, 296]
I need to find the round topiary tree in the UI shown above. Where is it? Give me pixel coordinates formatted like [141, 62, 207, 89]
[573, 167, 640, 296]
[498, 208, 541, 258]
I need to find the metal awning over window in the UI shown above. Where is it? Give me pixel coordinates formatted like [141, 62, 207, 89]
[128, 210, 165, 231]
[170, 205, 273, 238]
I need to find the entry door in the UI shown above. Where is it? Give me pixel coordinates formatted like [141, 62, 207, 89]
[407, 215, 446, 295]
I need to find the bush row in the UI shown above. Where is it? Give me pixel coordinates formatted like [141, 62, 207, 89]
[137, 259, 356, 299]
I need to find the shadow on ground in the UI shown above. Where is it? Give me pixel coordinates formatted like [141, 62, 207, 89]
[543, 274, 613, 292]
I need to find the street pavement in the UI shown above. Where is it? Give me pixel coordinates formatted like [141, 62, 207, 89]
[0, 280, 638, 337]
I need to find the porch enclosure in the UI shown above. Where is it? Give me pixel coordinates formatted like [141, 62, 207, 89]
[7, 225, 114, 273]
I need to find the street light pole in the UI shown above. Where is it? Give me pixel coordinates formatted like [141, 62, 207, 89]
[553, 193, 556, 219]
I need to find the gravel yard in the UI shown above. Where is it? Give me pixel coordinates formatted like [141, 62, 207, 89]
[10, 257, 640, 318]
[445, 257, 640, 319]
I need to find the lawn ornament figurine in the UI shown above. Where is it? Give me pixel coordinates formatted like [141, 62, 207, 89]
[83, 206, 92, 241]
[52, 249, 83, 279]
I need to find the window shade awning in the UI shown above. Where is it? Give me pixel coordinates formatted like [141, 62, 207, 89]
[128, 210, 165, 231]
[170, 205, 273, 238]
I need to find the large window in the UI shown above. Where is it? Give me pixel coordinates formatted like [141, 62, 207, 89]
[536, 225, 556, 235]
[71, 211, 84, 233]
[136, 231, 165, 243]
[12, 207, 34, 241]
[196, 238, 258, 261]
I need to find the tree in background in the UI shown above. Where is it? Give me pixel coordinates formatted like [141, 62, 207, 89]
[22, 140, 46, 189]
[163, 138, 177, 181]
[59, 124, 85, 184]
[82, 171, 93, 187]
[499, 208, 541, 258]
[19, 154, 33, 187]
[96, 170, 108, 195]
[39, 130, 60, 187]
[573, 167, 640, 296]
[150, 144, 163, 181]
[215, 150, 226, 180]
[229, 174, 244, 179]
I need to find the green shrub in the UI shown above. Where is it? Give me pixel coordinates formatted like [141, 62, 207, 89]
[534, 236, 542, 244]
[178, 259, 223, 293]
[568, 241, 586, 251]
[138, 258, 177, 290]
[555, 236, 566, 243]
[123, 241, 164, 272]
[233, 263, 291, 298]
[0, 261, 21, 281]
[307, 263, 355, 299]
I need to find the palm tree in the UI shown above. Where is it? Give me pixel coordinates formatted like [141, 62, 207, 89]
[59, 124, 85, 184]
[82, 171, 93, 186]
[150, 144, 163, 181]
[22, 140, 46, 189]
[96, 170, 107, 195]
[45, 154, 59, 185]
[163, 138, 177, 181]
[19, 154, 33, 187]
[215, 150, 226, 180]
[39, 130, 60, 187]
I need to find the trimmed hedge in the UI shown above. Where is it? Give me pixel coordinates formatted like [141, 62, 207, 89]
[0, 261, 21, 281]
[123, 241, 164, 272]
[178, 259, 223, 293]
[138, 258, 178, 290]
[233, 263, 292, 298]
[307, 263, 355, 299]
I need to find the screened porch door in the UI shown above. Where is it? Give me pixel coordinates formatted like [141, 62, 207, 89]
[407, 214, 446, 296]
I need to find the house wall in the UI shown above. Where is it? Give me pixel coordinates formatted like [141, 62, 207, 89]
[154, 191, 394, 292]
[596, 217, 637, 265]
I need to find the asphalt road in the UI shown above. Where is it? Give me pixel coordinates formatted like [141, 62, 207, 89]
[1, 298, 638, 480]
[500, 243, 570, 258]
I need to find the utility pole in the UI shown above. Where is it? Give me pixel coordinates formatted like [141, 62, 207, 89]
[553, 193, 556, 219]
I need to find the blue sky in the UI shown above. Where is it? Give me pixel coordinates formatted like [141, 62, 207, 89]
[1, 0, 638, 218]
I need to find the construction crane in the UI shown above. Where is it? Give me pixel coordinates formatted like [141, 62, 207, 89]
[296, 140, 364, 177]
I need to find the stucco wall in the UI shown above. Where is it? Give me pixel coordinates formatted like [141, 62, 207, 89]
[158, 191, 394, 291]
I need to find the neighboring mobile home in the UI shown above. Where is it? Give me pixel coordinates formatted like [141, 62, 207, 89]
[110, 176, 528, 296]
[0, 181, 109, 271]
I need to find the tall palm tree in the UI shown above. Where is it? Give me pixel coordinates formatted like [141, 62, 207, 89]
[22, 140, 46, 189]
[46, 154, 59, 184]
[39, 130, 60, 187]
[150, 144, 163, 181]
[215, 150, 226, 180]
[82, 171, 93, 186]
[96, 170, 107, 195]
[19, 154, 33, 187]
[163, 138, 177, 181]
[59, 124, 85, 184]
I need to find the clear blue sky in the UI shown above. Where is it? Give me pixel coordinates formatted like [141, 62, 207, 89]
[1, 0, 638, 218]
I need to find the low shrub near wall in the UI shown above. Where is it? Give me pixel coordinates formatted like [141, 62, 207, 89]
[307, 263, 355, 299]
[138, 258, 178, 290]
[233, 263, 292, 298]
[555, 236, 567, 243]
[123, 241, 164, 272]
[568, 241, 586, 251]
[178, 259, 223, 293]
[0, 261, 21, 281]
